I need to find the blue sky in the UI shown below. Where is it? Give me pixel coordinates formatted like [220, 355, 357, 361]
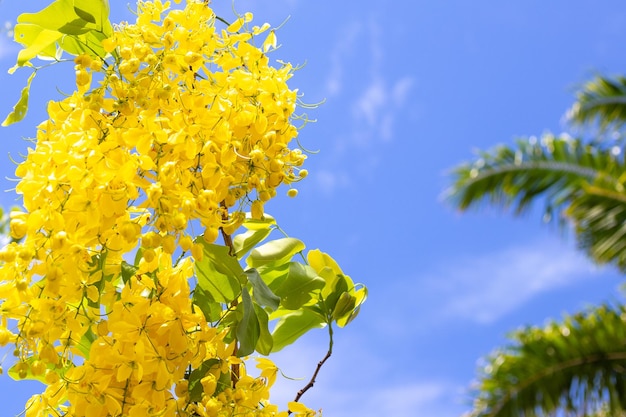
[1, 1, 626, 416]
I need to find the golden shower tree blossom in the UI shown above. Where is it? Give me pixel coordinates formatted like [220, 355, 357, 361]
[0, 1, 366, 416]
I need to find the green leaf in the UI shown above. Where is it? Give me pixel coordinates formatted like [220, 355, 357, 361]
[121, 261, 138, 284]
[73, 6, 97, 24]
[18, 0, 103, 34]
[194, 240, 243, 303]
[59, 28, 109, 57]
[274, 263, 325, 310]
[271, 308, 326, 352]
[192, 285, 222, 322]
[246, 237, 305, 269]
[308, 249, 344, 276]
[331, 291, 356, 322]
[76, 326, 97, 359]
[188, 358, 221, 402]
[11, 0, 112, 69]
[253, 303, 273, 355]
[13, 23, 63, 66]
[256, 262, 290, 290]
[8, 355, 73, 384]
[245, 269, 280, 311]
[233, 227, 272, 259]
[2, 71, 36, 126]
[321, 273, 349, 314]
[242, 212, 276, 230]
[336, 286, 367, 328]
[236, 288, 260, 357]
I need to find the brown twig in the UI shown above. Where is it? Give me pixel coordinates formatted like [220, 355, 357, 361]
[289, 323, 334, 414]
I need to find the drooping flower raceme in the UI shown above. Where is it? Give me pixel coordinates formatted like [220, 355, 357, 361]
[0, 1, 315, 416]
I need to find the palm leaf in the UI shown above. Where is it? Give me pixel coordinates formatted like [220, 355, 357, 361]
[448, 134, 626, 269]
[469, 304, 626, 417]
[569, 184, 626, 268]
[568, 75, 626, 131]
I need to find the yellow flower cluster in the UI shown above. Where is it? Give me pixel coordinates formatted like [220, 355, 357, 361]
[0, 0, 314, 416]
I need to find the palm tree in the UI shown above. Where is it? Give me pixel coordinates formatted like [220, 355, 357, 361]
[466, 305, 626, 417]
[449, 75, 626, 417]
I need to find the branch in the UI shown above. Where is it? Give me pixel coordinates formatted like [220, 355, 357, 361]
[289, 323, 334, 414]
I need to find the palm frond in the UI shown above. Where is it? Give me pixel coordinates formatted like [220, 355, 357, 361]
[569, 184, 626, 269]
[448, 134, 622, 216]
[469, 304, 626, 417]
[568, 75, 626, 132]
[447, 134, 626, 269]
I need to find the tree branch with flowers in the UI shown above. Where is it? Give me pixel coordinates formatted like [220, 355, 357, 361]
[0, 1, 367, 416]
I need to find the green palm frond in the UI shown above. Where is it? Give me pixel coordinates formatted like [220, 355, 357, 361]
[469, 304, 626, 417]
[448, 134, 626, 269]
[569, 183, 626, 268]
[568, 75, 626, 132]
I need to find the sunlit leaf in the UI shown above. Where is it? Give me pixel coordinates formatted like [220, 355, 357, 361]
[18, 0, 104, 34]
[271, 308, 326, 352]
[2, 71, 36, 126]
[246, 237, 305, 269]
[194, 241, 242, 303]
[73, 6, 96, 24]
[59, 29, 109, 57]
[274, 263, 325, 310]
[76, 327, 97, 359]
[233, 227, 272, 259]
[14, 24, 61, 65]
[192, 285, 222, 322]
[11, 0, 112, 69]
[307, 249, 344, 276]
[321, 273, 349, 314]
[245, 269, 280, 311]
[242, 212, 276, 230]
[257, 261, 290, 291]
[336, 286, 367, 328]
[331, 292, 356, 322]
[8, 356, 72, 384]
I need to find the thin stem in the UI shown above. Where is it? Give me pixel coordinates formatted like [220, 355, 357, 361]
[289, 323, 334, 413]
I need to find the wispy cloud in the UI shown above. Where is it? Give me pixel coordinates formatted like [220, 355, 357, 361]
[428, 238, 602, 324]
[342, 381, 463, 417]
[352, 75, 415, 142]
[325, 21, 362, 97]
[312, 15, 416, 196]
[0, 25, 15, 62]
[262, 332, 465, 417]
[324, 16, 416, 144]
[312, 168, 351, 194]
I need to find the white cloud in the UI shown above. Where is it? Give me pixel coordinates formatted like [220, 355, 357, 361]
[261, 332, 466, 417]
[346, 18, 415, 143]
[353, 78, 387, 127]
[352, 76, 415, 143]
[313, 169, 350, 195]
[430, 238, 601, 324]
[325, 21, 362, 97]
[292, 380, 464, 417]
[392, 76, 416, 107]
